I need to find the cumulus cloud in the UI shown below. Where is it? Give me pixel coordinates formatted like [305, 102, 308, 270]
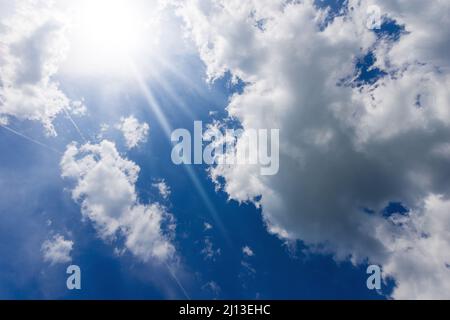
[242, 246, 254, 257]
[204, 222, 213, 231]
[178, 0, 450, 298]
[0, 0, 84, 135]
[377, 195, 450, 300]
[41, 234, 73, 265]
[60, 140, 175, 263]
[373, 0, 450, 70]
[115, 116, 150, 149]
[153, 179, 171, 199]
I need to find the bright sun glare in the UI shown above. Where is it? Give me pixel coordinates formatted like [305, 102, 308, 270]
[66, 0, 157, 76]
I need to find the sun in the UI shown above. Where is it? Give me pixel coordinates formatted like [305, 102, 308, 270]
[79, 0, 142, 57]
[64, 0, 159, 77]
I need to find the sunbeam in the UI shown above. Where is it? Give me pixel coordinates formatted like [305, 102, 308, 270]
[130, 60, 232, 246]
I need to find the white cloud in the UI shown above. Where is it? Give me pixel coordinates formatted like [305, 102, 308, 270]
[374, 0, 450, 70]
[201, 237, 221, 261]
[202, 281, 221, 297]
[41, 234, 73, 265]
[204, 222, 213, 231]
[377, 195, 450, 300]
[115, 116, 150, 149]
[60, 140, 175, 263]
[201, 222, 219, 260]
[179, 0, 450, 298]
[153, 179, 171, 199]
[0, 0, 84, 136]
[242, 246, 254, 257]
[0, 116, 7, 125]
[241, 261, 256, 275]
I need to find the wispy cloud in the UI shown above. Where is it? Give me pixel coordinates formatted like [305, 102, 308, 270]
[115, 116, 150, 150]
[41, 234, 73, 265]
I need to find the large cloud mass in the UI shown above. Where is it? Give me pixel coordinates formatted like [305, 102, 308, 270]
[178, 0, 450, 298]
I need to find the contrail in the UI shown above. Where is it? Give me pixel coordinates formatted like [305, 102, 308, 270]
[165, 262, 191, 300]
[0, 123, 63, 155]
[62, 106, 89, 144]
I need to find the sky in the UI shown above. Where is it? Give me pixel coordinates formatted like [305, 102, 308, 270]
[0, 0, 449, 300]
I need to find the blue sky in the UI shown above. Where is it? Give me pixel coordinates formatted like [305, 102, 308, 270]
[1, 0, 449, 300]
[0, 49, 386, 299]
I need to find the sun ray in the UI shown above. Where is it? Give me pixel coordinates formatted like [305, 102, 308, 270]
[130, 60, 232, 246]
[148, 69, 195, 120]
